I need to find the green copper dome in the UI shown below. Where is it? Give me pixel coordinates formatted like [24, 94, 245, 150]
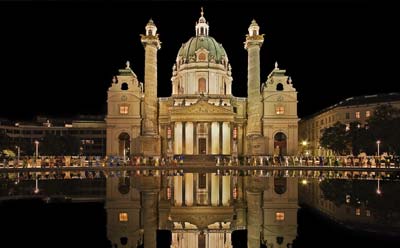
[177, 36, 228, 64]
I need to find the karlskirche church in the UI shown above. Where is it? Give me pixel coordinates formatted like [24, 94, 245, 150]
[105, 9, 298, 158]
[105, 9, 299, 248]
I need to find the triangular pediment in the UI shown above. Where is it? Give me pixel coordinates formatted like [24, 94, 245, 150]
[171, 99, 233, 115]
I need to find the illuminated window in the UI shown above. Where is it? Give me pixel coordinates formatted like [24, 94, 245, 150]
[275, 212, 285, 221]
[276, 106, 284, 115]
[198, 78, 206, 93]
[120, 105, 129, 115]
[119, 212, 128, 222]
[355, 112, 360, 119]
[355, 208, 361, 216]
[366, 210, 371, 217]
[366, 110, 371, 118]
[346, 124, 350, 131]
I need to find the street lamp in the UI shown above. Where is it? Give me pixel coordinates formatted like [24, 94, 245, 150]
[15, 146, 20, 166]
[34, 140, 39, 160]
[301, 140, 308, 156]
[376, 140, 381, 157]
[123, 140, 127, 164]
[376, 178, 381, 195]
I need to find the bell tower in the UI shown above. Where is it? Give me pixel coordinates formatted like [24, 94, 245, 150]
[262, 62, 298, 155]
[105, 61, 143, 156]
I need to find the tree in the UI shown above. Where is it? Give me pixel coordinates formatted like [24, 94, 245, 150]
[368, 104, 400, 155]
[347, 121, 375, 155]
[41, 134, 80, 155]
[320, 122, 349, 155]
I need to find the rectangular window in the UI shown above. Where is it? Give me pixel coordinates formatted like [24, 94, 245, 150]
[119, 212, 128, 222]
[366, 210, 371, 217]
[119, 105, 129, 115]
[355, 112, 360, 119]
[355, 208, 361, 216]
[345, 113, 350, 119]
[366, 110, 371, 118]
[276, 106, 284, 115]
[275, 212, 285, 221]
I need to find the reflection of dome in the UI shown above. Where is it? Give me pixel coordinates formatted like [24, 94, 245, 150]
[177, 36, 227, 64]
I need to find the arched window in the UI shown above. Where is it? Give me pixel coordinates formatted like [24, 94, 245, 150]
[121, 83, 128, 91]
[276, 83, 283, 91]
[198, 78, 206, 93]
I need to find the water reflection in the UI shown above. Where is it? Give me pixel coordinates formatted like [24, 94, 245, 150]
[1, 168, 399, 248]
[105, 173, 299, 248]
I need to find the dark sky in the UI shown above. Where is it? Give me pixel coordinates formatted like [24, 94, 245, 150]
[0, 0, 397, 120]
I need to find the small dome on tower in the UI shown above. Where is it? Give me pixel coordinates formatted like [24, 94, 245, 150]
[145, 18, 157, 36]
[248, 19, 260, 36]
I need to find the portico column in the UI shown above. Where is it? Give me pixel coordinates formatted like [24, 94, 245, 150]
[222, 122, 231, 155]
[211, 122, 220, 154]
[193, 122, 197, 154]
[211, 173, 220, 206]
[142, 191, 158, 248]
[174, 122, 183, 154]
[185, 122, 194, 154]
[222, 175, 231, 206]
[184, 173, 194, 206]
[246, 190, 262, 248]
[173, 175, 183, 206]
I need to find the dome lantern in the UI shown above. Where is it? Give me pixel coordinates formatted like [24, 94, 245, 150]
[195, 7, 209, 36]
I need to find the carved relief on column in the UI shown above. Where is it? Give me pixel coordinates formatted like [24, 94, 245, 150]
[246, 190, 262, 248]
[142, 191, 158, 248]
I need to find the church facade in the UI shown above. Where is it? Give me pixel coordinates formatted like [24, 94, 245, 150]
[105, 10, 298, 158]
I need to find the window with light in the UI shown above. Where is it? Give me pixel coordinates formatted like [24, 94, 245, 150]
[366, 210, 371, 217]
[119, 212, 128, 222]
[355, 112, 360, 119]
[276, 106, 284, 115]
[275, 212, 285, 221]
[119, 105, 129, 115]
[366, 110, 371, 118]
[355, 208, 361, 216]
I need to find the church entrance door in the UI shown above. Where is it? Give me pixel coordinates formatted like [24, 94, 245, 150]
[198, 138, 207, 154]
[274, 132, 287, 156]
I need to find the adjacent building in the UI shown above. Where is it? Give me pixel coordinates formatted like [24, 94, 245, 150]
[299, 93, 400, 156]
[0, 115, 106, 156]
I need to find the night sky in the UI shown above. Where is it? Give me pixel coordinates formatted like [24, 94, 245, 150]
[0, 0, 397, 120]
